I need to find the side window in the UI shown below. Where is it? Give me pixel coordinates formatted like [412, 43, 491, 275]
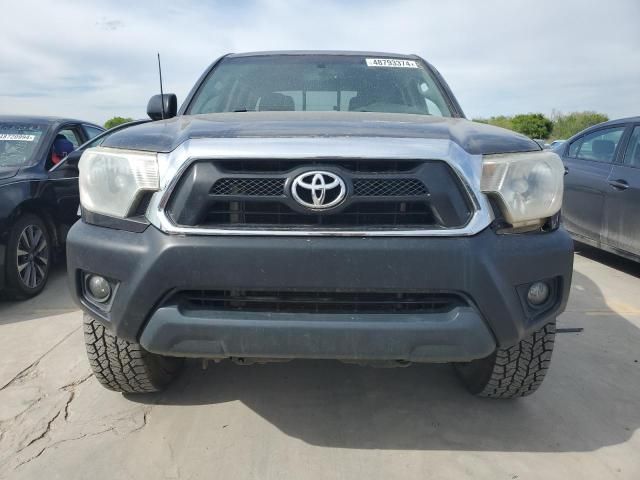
[57, 127, 82, 148]
[305, 91, 338, 111]
[568, 138, 582, 158]
[417, 80, 449, 117]
[47, 126, 82, 170]
[572, 127, 625, 163]
[84, 125, 104, 140]
[623, 126, 640, 168]
[86, 133, 107, 149]
[339, 91, 357, 111]
[424, 98, 443, 116]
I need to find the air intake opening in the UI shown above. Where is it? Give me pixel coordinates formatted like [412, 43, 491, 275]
[171, 290, 468, 314]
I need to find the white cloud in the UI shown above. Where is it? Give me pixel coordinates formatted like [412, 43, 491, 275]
[0, 0, 638, 124]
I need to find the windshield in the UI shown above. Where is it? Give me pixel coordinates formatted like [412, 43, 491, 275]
[0, 122, 47, 167]
[188, 55, 452, 117]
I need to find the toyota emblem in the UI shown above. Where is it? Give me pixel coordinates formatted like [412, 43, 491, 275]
[291, 171, 347, 210]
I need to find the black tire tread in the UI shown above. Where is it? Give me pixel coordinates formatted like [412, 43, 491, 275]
[83, 314, 181, 393]
[458, 322, 556, 398]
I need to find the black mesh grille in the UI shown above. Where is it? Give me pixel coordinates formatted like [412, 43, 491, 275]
[166, 159, 473, 230]
[210, 177, 426, 198]
[211, 178, 285, 196]
[205, 201, 436, 227]
[353, 179, 427, 197]
[176, 290, 467, 314]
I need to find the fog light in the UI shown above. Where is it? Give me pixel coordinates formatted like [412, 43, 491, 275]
[86, 275, 112, 303]
[527, 281, 550, 306]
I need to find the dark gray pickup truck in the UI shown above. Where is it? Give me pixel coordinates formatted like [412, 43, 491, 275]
[67, 51, 573, 398]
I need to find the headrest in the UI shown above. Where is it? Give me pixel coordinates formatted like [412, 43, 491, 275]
[53, 135, 74, 157]
[348, 86, 403, 112]
[592, 139, 614, 156]
[258, 92, 295, 111]
[349, 94, 370, 111]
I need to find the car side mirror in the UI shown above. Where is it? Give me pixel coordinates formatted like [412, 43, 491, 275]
[49, 149, 82, 177]
[147, 94, 178, 121]
[63, 149, 83, 168]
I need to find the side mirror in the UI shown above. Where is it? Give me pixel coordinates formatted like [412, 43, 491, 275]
[63, 149, 83, 167]
[147, 94, 178, 121]
[49, 149, 82, 177]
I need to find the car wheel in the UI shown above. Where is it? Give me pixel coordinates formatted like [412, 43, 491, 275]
[4, 214, 51, 299]
[84, 313, 183, 393]
[455, 322, 556, 398]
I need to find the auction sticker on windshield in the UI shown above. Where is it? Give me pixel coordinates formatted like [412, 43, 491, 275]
[0, 134, 36, 141]
[366, 58, 419, 68]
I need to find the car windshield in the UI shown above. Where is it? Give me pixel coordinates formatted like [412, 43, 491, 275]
[188, 55, 453, 117]
[0, 122, 47, 167]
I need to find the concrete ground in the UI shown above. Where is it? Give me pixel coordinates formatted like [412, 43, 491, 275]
[0, 245, 639, 480]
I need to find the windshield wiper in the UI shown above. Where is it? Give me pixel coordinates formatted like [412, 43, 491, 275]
[232, 108, 255, 112]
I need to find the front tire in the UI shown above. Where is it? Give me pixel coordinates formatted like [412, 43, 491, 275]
[83, 314, 183, 393]
[456, 322, 556, 398]
[4, 214, 51, 299]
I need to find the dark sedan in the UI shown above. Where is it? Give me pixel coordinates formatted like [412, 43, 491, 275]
[1, 117, 152, 299]
[556, 116, 640, 261]
[0, 116, 107, 299]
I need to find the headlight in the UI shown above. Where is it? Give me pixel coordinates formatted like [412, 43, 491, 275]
[79, 147, 159, 218]
[481, 151, 564, 227]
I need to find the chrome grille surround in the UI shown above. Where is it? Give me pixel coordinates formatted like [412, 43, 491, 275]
[147, 137, 493, 236]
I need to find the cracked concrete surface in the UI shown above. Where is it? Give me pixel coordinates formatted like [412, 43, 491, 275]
[0, 249, 639, 480]
[0, 310, 149, 477]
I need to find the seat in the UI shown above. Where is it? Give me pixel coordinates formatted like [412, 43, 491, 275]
[348, 84, 410, 112]
[258, 93, 295, 111]
[349, 92, 376, 111]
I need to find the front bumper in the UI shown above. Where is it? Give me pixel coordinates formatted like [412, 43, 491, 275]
[67, 222, 573, 362]
[142, 307, 496, 362]
[0, 244, 5, 290]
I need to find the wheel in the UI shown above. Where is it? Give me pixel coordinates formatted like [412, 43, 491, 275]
[83, 313, 183, 393]
[4, 214, 51, 299]
[455, 322, 556, 398]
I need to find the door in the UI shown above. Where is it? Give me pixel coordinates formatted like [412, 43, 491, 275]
[604, 125, 640, 256]
[562, 126, 626, 243]
[48, 124, 84, 229]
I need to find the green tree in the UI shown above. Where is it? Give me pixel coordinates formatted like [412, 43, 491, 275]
[510, 113, 553, 139]
[473, 115, 514, 130]
[104, 116, 134, 129]
[551, 111, 609, 139]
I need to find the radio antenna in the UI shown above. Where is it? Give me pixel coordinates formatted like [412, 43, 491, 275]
[157, 53, 165, 120]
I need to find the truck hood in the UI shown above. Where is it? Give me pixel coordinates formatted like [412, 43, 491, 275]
[102, 112, 540, 156]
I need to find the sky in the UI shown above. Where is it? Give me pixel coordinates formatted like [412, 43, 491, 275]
[0, 0, 638, 125]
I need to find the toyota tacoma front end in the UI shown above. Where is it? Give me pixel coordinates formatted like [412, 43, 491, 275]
[67, 51, 573, 398]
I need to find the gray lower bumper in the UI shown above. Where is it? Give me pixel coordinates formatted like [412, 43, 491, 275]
[0, 244, 5, 290]
[140, 306, 496, 363]
[67, 221, 573, 362]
